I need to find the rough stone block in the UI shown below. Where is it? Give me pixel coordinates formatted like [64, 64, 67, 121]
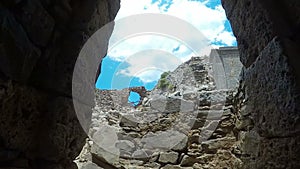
[158, 151, 179, 164]
[242, 37, 300, 137]
[222, 0, 275, 67]
[15, 0, 55, 46]
[0, 10, 41, 82]
[0, 80, 45, 152]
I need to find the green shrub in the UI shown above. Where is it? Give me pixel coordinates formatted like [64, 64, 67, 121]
[160, 71, 169, 79]
[157, 71, 173, 90]
[168, 83, 174, 90]
[158, 78, 168, 89]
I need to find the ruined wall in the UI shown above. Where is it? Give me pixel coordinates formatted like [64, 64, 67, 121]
[77, 57, 241, 169]
[209, 47, 242, 89]
[0, 0, 120, 168]
[222, 0, 300, 168]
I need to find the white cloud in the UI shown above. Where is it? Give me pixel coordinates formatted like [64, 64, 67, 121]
[115, 49, 183, 83]
[116, 0, 162, 19]
[114, 0, 235, 45]
[215, 31, 236, 46]
[135, 70, 163, 83]
[107, 0, 236, 83]
[108, 35, 189, 61]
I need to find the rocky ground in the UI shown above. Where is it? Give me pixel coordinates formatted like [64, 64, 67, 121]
[75, 56, 242, 169]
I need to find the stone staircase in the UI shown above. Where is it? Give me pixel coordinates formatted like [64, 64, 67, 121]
[75, 56, 241, 169]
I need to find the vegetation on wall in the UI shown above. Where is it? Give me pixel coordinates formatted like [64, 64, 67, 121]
[157, 71, 174, 91]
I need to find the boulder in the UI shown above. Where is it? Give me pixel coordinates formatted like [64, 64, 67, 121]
[141, 130, 187, 151]
[91, 125, 120, 165]
[158, 151, 179, 164]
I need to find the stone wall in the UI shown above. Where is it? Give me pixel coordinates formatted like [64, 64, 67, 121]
[209, 47, 242, 89]
[76, 57, 242, 169]
[0, 0, 120, 168]
[222, 0, 300, 168]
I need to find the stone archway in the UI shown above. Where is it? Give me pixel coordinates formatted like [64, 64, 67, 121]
[128, 86, 148, 107]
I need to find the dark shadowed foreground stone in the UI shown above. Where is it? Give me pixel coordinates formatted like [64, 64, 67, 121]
[235, 38, 300, 169]
[241, 38, 300, 137]
[0, 0, 120, 168]
[222, 0, 300, 168]
[221, 0, 275, 67]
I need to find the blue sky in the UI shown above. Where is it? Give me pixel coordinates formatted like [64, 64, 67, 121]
[95, 0, 237, 104]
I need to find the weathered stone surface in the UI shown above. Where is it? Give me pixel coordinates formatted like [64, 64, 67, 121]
[238, 131, 300, 169]
[222, 0, 300, 168]
[143, 162, 161, 168]
[78, 161, 103, 169]
[241, 38, 300, 137]
[14, 0, 55, 46]
[115, 140, 135, 153]
[201, 137, 236, 154]
[0, 80, 45, 153]
[158, 151, 179, 164]
[149, 96, 168, 112]
[180, 155, 198, 167]
[120, 114, 139, 128]
[209, 47, 242, 89]
[172, 136, 188, 152]
[161, 164, 182, 169]
[198, 89, 234, 106]
[0, 80, 87, 168]
[38, 97, 87, 162]
[150, 96, 195, 113]
[141, 131, 187, 150]
[0, 0, 120, 168]
[91, 125, 120, 165]
[0, 10, 41, 82]
[233, 38, 300, 169]
[194, 150, 242, 169]
[132, 149, 149, 160]
[222, 0, 275, 67]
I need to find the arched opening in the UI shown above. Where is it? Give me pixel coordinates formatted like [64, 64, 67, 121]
[128, 91, 141, 106]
